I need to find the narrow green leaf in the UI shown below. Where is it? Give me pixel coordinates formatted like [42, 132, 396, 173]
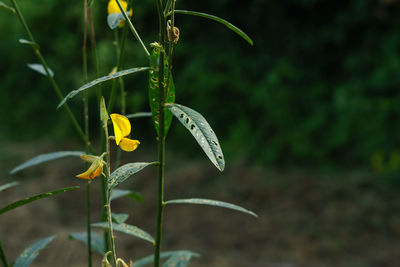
[27, 63, 54, 77]
[0, 1, 15, 13]
[111, 213, 129, 224]
[0, 181, 19, 192]
[125, 112, 152, 119]
[92, 222, 154, 244]
[165, 198, 258, 217]
[0, 186, 79, 215]
[57, 67, 150, 109]
[163, 251, 196, 267]
[134, 251, 200, 267]
[19, 39, 38, 49]
[108, 162, 156, 190]
[88, 0, 94, 8]
[10, 151, 85, 174]
[69, 232, 105, 255]
[110, 189, 143, 202]
[174, 10, 253, 45]
[14, 235, 55, 267]
[149, 46, 175, 137]
[166, 103, 225, 171]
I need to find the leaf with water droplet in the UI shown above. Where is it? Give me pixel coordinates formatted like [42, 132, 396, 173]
[92, 222, 154, 244]
[57, 67, 149, 109]
[166, 103, 225, 171]
[108, 162, 156, 190]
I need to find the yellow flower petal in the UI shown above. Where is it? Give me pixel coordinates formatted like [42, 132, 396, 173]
[119, 138, 140, 152]
[76, 160, 103, 180]
[107, 0, 128, 15]
[110, 113, 131, 145]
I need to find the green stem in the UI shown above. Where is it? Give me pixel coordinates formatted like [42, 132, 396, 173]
[108, 22, 128, 113]
[154, 1, 166, 266]
[104, 126, 117, 266]
[88, 7, 102, 99]
[9, 0, 95, 154]
[83, 1, 92, 266]
[86, 182, 92, 267]
[0, 239, 9, 267]
[115, 0, 150, 57]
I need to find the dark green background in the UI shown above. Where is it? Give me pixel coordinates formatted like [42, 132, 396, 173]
[1, 0, 400, 171]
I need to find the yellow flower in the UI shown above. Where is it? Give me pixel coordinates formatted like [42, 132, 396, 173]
[76, 154, 106, 180]
[107, 0, 132, 28]
[110, 113, 140, 152]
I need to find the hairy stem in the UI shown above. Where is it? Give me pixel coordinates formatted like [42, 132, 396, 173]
[104, 125, 117, 266]
[154, 1, 166, 266]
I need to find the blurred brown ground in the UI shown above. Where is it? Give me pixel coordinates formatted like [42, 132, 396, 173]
[1, 141, 400, 267]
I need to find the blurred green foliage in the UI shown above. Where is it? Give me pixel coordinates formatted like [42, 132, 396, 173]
[1, 0, 400, 169]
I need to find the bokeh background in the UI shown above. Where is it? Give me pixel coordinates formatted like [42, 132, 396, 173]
[1, 0, 400, 266]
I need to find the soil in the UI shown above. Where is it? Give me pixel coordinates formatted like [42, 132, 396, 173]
[1, 141, 400, 267]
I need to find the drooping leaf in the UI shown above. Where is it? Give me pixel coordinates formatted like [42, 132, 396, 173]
[0, 186, 79, 215]
[111, 213, 129, 224]
[57, 67, 149, 109]
[69, 232, 105, 255]
[10, 151, 85, 174]
[110, 189, 143, 202]
[19, 39, 38, 49]
[27, 63, 54, 77]
[92, 222, 154, 244]
[163, 251, 197, 267]
[0, 1, 15, 13]
[88, 0, 94, 8]
[108, 162, 156, 190]
[166, 103, 225, 171]
[125, 112, 152, 119]
[165, 198, 257, 217]
[14, 235, 56, 267]
[174, 10, 253, 45]
[148, 46, 175, 137]
[0, 181, 19, 192]
[133, 251, 200, 267]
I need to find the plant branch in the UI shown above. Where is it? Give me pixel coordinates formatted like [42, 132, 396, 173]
[115, 0, 150, 57]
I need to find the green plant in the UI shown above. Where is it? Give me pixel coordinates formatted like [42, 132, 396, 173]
[2, 0, 257, 266]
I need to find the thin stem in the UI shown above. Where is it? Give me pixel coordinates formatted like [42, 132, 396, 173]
[83, 1, 92, 265]
[88, 7, 102, 99]
[104, 125, 117, 266]
[9, 0, 95, 154]
[115, 0, 150, 57]
[85, 182, 92, 267]
[0, 239, 9, 267]
[108, 22, 128, 113]
[154, 1, 166, 266]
